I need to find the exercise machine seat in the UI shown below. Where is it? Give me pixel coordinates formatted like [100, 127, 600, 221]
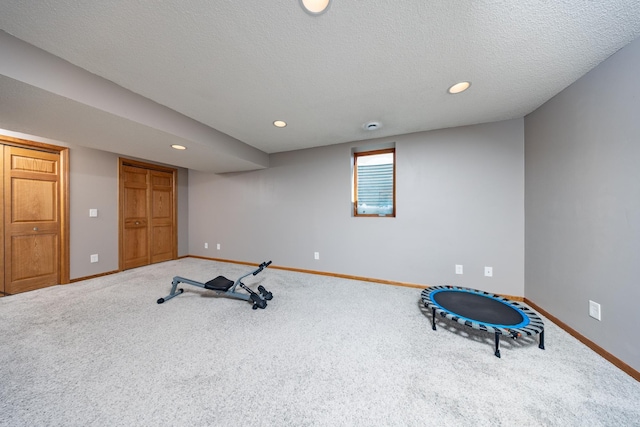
[204, 276, 234, 291]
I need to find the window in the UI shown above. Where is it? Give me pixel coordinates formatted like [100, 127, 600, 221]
[353, 148, 395, 217]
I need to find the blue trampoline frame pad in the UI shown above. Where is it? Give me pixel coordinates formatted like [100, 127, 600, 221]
[421, 285, 545, 357]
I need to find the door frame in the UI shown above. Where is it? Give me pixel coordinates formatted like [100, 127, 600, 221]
[0, 134, 70, 290]
[118, 157, 178, 270]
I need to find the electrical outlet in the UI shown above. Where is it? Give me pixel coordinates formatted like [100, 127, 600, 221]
[217, 243, 221, 250]
[314, 252, 320, 260]
[484, 266, 493, 277]
[89, 208, 98, 217]
[455, 264, 463, 275]
[204, 242, 208, 249]
[90, 254, 99, 263]
[589, 300, 601, 321]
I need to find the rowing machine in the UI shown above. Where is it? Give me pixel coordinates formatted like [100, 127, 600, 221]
[157, 261, 273, 309]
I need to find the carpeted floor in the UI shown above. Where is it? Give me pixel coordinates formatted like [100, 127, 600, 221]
[1, 258, 638, 426]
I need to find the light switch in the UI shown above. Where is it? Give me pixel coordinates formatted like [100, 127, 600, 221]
[89, 209, 98, 217]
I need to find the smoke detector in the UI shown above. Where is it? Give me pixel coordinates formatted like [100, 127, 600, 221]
[363, 121, 381, 131]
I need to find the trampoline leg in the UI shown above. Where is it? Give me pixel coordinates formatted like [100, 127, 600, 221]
[431, 307, 437, 331]
[539, 330, 545, 350]
[494, 333, 501, 358]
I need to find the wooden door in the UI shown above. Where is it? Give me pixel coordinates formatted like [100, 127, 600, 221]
[121, 165, 150, 270]
[120, 159, 176, 270]
[3, 146, 60, 294]
[150, 170, 175, 264]
[0, 147, 3, 294]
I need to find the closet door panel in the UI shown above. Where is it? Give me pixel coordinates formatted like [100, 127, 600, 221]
[150, 170, 174, 263]
[119, 160, 176, 270]
[4, 146, 60, 294]
[121, 166, 150, 269]
[0, 149, 3, 294]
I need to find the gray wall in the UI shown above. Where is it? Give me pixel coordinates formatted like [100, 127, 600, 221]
[189, 119, 525, 296]
[69, 146, 119, 277]
[525, 38, 640, 371]
[69, 147, 189, 279]
[0, 129, 189, 280]
[4, 35, 636, 372]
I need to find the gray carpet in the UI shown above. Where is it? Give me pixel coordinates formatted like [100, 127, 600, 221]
[1, 258, 638, 426]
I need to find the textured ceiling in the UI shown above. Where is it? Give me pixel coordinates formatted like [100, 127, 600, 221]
[1, 1, 640, 171]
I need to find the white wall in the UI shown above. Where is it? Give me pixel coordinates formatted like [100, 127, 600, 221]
[525, 37, 640, 371]
[189, 119, 525, 295]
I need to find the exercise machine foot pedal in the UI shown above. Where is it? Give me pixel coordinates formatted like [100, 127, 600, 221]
[258, 285, 273, 300]
[251, 293, 267, 309]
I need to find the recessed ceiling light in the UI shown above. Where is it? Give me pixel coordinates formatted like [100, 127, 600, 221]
[300, 0, 331, 15]
[448, 81, 471, 94]
[363, 121, 381, 131]
[171, 144, 187, 150]
[273, 120, 287, 128]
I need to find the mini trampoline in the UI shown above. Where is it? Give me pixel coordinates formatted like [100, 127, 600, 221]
[421, 285, 545, 358]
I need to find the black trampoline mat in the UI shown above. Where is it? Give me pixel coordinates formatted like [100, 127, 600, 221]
[432, 290, 524, 326]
